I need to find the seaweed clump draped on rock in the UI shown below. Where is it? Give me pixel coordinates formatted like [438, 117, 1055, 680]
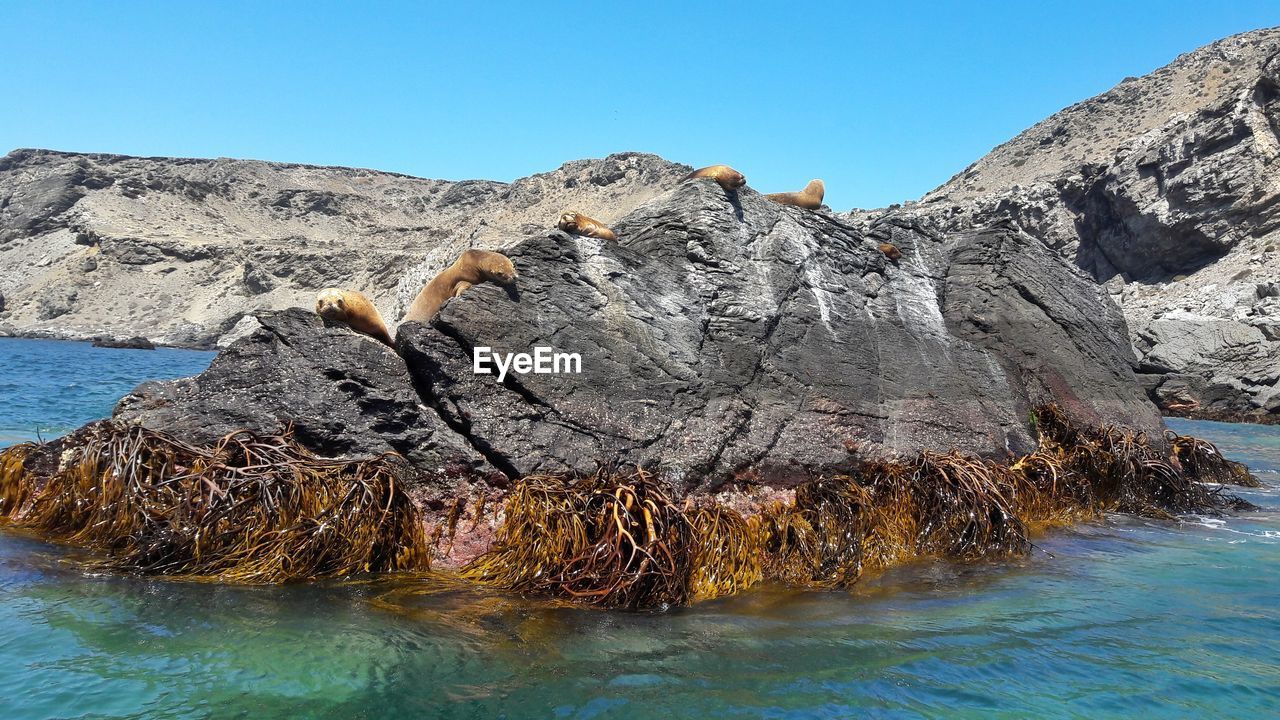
[461, 469, 695, 609]
[0, 422, 429, 582]
[459, 405, 1253, 608]
[1030, 404, 1248, 517]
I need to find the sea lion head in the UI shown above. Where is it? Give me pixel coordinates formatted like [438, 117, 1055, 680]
[804, 179, 824, 198]
[315, 288, 349, 319]
[724, 168, 747, 189]
[557, 211, 580, 233]
[467, 250, 519, 286]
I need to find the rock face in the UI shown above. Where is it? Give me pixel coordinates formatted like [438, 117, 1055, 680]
[114, 308, 494, 479]
[0, 149, 686, 347]
[880, 27, 1280, 421]
[117, 181, 1162, 490]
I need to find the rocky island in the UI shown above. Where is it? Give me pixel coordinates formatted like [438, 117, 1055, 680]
[0, 29, 1274, 609]
[0, 166, 1258, 608]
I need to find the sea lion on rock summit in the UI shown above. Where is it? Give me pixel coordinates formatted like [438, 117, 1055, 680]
[558, 211, 617, 241]
[684, 165, 747, 192]
[765, 179, 824, 210]
[403, 249, 518, 324]
[314, 288, 396, 347]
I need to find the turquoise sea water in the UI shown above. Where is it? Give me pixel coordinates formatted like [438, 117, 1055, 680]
[0, 338, 1277, 719]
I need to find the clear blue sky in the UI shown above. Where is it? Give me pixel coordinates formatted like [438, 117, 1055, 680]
[1, 2, 1275, 209]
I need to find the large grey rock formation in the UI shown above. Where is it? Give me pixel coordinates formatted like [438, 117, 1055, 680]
[880, 27, 1280, 421]
[116, 180, 1161, 490]
[0, 149, 686, 347]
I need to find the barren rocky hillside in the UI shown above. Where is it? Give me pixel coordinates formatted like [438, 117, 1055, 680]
[865, 27, 1280, 422]
[0, 149, 686, 346]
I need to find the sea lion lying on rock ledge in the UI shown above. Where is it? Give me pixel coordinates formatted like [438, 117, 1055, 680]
[684, 164, 747, 192]
[314, 288, 395, 347]
[878, 242, 903, 261]
[765, 179, 824, 209]
[557, 211, 617, 241]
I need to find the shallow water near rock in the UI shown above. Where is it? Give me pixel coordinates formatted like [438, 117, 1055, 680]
[1, 338, 1277, 718]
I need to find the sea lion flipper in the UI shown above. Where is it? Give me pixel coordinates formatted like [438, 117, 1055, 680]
[453, 281, 473, 298]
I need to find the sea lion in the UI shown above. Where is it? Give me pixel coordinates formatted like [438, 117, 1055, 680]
[558, 211, 617, 241]
[878, 242, 903, 261]
[684, 165, 747, 192]
[403, 249, 518, 323]
[765, 179, 824, 210]
[314, 288, 396, 347]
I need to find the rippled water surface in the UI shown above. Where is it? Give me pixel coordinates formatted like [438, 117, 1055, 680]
[0, 339, 1277, 718]
[0, 338, 215, 445]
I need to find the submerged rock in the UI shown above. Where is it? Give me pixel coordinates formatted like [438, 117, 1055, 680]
[118, 180, 1161, 490]
[91, 335, 155, 350]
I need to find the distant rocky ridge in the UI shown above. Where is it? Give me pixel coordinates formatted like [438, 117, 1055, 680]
[0, 149, 687, 347]
[4, 28, 1280, 423]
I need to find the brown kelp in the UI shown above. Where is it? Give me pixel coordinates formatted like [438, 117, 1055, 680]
[1032, 404, 1226, 518]
[0, 403, 1254, 609]
[688, 505, 766, 601]
[761, 453, 1028, 591]
[0, 443, 35, 517]
[0, 422, 429, 582]
[468, 452, 1035, 605]
[1169, 433, 1261, 488]
[463, 469, 695, 609]
[464, 405, 1248, 608]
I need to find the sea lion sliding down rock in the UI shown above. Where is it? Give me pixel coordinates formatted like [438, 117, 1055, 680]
[403, 249, 518, 323]
[684, 164, 747, 192]
[558, 211, 617, 241]
[765, 179, 824, 209]
[314, 288, 395, 347]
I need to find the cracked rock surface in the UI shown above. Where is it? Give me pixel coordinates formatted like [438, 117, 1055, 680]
[116, 180, 1162, 491]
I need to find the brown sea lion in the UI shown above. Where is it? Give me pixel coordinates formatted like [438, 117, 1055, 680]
[765, 179, 824, 210]
[315, 288, 396, 347]
[403, 249, 518, 324]
[558, 211, 617, 241]
[878, 242, 903, 261]
[684, 164, 747, 192]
